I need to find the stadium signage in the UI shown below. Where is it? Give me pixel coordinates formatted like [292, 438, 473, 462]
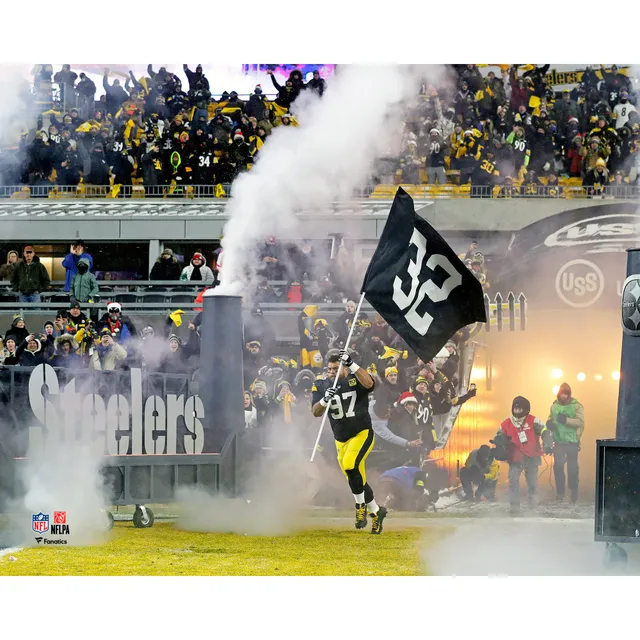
[544, 214, 640, 249]
[27, 364, 205, 455]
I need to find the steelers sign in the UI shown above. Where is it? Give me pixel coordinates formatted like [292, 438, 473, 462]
[621, 275, 640, 336]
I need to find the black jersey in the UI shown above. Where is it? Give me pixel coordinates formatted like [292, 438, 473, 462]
[311, 374, 374, 442]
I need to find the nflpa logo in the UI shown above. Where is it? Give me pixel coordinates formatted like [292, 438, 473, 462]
[54, 511, 67, 524]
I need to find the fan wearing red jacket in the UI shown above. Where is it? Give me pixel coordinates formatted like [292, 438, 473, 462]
[495, 396, 553, 515]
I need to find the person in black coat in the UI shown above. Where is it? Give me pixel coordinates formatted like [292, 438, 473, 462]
[15, 334, 46, 366]
[149, 248, 182, 280]
[306, 70, 326, 97]
[86, 146, 110, 185]
[183, 64, 210, 93]
[267, 71, 296, 111]
[5, 315, 30, 344]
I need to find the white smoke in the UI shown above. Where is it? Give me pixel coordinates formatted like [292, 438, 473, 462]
[423, 517, 634, 576]
[0, 65, 36, 161]
[4, 368, 113, 548]
[176, 412, 348, 536]
[211, 64, 426, 297]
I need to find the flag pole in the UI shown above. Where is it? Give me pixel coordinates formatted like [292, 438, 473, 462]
[309, 291, 367, 463]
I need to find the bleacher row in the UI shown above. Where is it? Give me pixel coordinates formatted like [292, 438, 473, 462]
[0, 281, 203, 307]
[369, 181, 633, 199]
[3, 181, 636, 201]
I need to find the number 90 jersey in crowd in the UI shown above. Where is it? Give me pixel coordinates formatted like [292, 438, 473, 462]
[312, 375, 375, 443]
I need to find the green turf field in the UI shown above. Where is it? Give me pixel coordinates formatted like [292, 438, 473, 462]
[0, 521, 444, 576]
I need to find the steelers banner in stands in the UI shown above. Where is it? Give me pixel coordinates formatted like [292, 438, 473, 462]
[361, 187, 487, 362]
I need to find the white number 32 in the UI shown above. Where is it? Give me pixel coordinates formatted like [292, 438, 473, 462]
[392, 228, 462, 335]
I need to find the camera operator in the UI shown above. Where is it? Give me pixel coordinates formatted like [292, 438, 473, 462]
[460, 444, 498, 502]
[494, 396, 553, 515]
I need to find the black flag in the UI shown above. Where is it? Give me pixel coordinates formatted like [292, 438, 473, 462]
[361, 187, 487, 362]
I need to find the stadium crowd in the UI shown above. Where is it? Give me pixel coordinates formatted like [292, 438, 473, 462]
[1, 63, 638, 196]
[1, 64, 321, 193]
[396, 64, 640, 195]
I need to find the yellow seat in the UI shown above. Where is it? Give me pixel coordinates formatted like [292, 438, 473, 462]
[131, 185, 146, 199]
[370, 184, 398, 199]
[565, 186, 587, 199]
[11, 187, 31, 199]
[398, 184, 416, 196]
[558, 177, 570, 186]
[436, 184, 456, 197]
[568, 177, 583, 186]
[413, 184, 437, 198]
[458, 184, 471, 196]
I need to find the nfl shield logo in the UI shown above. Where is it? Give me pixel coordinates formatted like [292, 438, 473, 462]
[32, 513, 49, 534]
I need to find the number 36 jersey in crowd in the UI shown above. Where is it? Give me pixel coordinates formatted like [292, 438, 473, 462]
[312, 375, 374, 443]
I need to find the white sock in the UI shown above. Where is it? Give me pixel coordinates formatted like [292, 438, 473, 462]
[353, 492, 365, 504]
[367, 499, 379, 515]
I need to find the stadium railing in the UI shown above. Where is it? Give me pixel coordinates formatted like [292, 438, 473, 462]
[3, 184, 640, 200]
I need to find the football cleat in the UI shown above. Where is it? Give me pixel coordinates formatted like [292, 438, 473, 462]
[370, 506, 387, 534]
[355, 503, 368, 529]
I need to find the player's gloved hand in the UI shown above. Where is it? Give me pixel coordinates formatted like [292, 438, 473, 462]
[321, 387, 337, 406]
[546, 419, 555, 430]
[339, 349, 359, 373]
[557, 413, 567, 425]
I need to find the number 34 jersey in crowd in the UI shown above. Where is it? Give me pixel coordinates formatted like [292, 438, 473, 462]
[312, 375, 374, 443]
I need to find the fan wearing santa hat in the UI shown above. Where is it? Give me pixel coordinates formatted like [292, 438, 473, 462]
[370, 392, 425, 472]
[96, 301, 138, 344]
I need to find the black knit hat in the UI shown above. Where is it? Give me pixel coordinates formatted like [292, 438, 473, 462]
[512, 396, 530, 415]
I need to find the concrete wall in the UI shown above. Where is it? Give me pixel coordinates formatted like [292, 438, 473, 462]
[0, 197, 630, 241]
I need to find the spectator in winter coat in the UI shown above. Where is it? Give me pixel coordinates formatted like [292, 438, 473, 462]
[0, 250, 19, 281]
[86, 146, 111, 185]
[62, 240, 93, 292]
[0, 335, 19, 365]
[53, 65, 78, 107]
[268, 71, 297, 111]
[180, 253, 215, 283]
[183, 64, 210, 93]
[552, 90, 582, 136]
[5, 315, 29, 345]
[583, 158, 610, 194]
[372, 392, 424, 472]
[50, 334, 83, 369]
[97, 302, 137, 344]
[460, 445, 498, 501]
[150, 248, 182, 280]
[495, 396, 553, 515]
[245, 85, 270, 123]
[70, 257, 98, 303]
[426, 128, 447, 184]
[103, 70, 129, 116]
[306, 70, 326, 97]
[244, 391, 258, 428]
[89, 329, 127, 370]
[156, 334, 190, 374]
[76, 73, 96, 119]
[11, 246, 50, 303]
[15, 334, 46, 366]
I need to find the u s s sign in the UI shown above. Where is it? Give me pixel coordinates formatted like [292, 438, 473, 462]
[555, 259, 605, 308]
[545, 213, 640, 250]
